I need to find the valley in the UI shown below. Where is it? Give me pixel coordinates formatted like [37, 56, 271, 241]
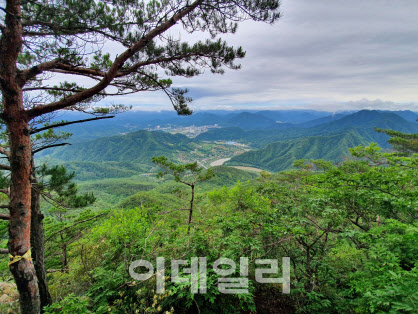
[2, 108, 417, 313]
[39, 109, 418, 181]
[34, 108, 418, 212]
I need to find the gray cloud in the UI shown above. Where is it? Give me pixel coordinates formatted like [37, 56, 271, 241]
[111, 0, 418, 111]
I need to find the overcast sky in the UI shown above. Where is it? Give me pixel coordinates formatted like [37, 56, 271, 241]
[4, 0, 416, 112]
[114, 0, 417, 112]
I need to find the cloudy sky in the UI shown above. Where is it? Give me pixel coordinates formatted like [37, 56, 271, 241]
[115, 0, 417, 112]
[8, 0, 414, 112]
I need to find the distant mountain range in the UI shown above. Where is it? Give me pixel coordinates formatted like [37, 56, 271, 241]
[225, 110, 418, 171]
[196, 110, 418, 147]
[53, 109, 416, 142]
[42, 109, 418, 175]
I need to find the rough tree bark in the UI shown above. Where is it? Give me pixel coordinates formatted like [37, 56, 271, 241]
[187, 184, 195, 235]
[60, 233, 68, 273]
[6, 115, 41, 312]
[31, 162, 53, 311]
[0, 0, 40, 310]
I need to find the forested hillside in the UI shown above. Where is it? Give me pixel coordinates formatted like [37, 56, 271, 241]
[41, 110, 418, 176]
[226, 130, 370, 171]
[3, 140, 416, 314]
[47, 130, 196, 163]
[2, 108, 417, 314]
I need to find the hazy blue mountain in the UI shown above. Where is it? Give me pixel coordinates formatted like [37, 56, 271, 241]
[51, 111, 179, 142]
[224, 112, 288, 129]
[150, 112, 227, 127]
[298, 113, 349, 128]
[256, 110, 331, 123]
[52, 109, 336, 142]
[313, 110, 418, 133]
[197, 110, 418, 148]
[382, 110, 418, 123]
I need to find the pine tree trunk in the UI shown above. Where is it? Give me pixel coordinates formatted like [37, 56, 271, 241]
[60, 233, 68, 272]
[31, 166, 52, 311]
[0, 0, 41, 310]
[6, 117, 41, 313]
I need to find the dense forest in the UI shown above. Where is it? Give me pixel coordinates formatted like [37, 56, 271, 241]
[1, 119, 417, 313]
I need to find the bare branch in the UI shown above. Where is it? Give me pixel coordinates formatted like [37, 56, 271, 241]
[0, 248, 8, 254]
[49, 64, 106, 78]
[46, 212, 107, 242]
[0, 213, 10, 220]
[32, 143, 71, 155]
[0, 146, 10, 158]
[30, 115, 114, 134]
[0, 164, 11, 171]
[26, 0, 205, 118]
[18, 58, 61, 86]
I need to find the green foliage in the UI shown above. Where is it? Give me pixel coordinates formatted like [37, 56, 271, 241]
[37, 164, 96, 209]
[227, 130, 372, 172]
[46, 130, 196, 164]
[348, 220, 418, 313]
[54, 161, 150, 181]
[375, 127, 418, 155]
[152, 155, 215, 185]
[43, 293, 90, 314]
[118, 190, 182, 210]
[39, 143, 417, 313]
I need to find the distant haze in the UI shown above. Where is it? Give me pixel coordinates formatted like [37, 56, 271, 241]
[114, 0, 418, 112]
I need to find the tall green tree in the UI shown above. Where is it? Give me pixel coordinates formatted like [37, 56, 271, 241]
[375, 127, 418, 155]
[0, 113, 114, 310]
[0, 0, 280, 311]
[152, 156, 214, 234]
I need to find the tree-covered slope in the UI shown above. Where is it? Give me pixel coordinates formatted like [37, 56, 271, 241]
[46, 130, 196, 164]
[226, 130, 372, 172]
[197, 110, 418, 148]
[52, 161, 151, 181]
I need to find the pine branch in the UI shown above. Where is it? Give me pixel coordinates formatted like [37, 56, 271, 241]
[18, 58, 61, 86]
[25, 0, 205, 118]
[45, 212, 107, 242]
[30, 115, 114, 134]
[0, 146, 10, 158]
[0, 164, 11, 171]
[32, 143, 71, 155]
[0, 212, 10, 220]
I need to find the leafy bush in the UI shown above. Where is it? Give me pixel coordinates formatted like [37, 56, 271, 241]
[44, 293, 90, 313]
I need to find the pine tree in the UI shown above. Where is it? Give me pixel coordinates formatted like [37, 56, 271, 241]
[152, 156, 214, 234]
[375, 127, 418, 155]
[0, 0, 280, 311]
